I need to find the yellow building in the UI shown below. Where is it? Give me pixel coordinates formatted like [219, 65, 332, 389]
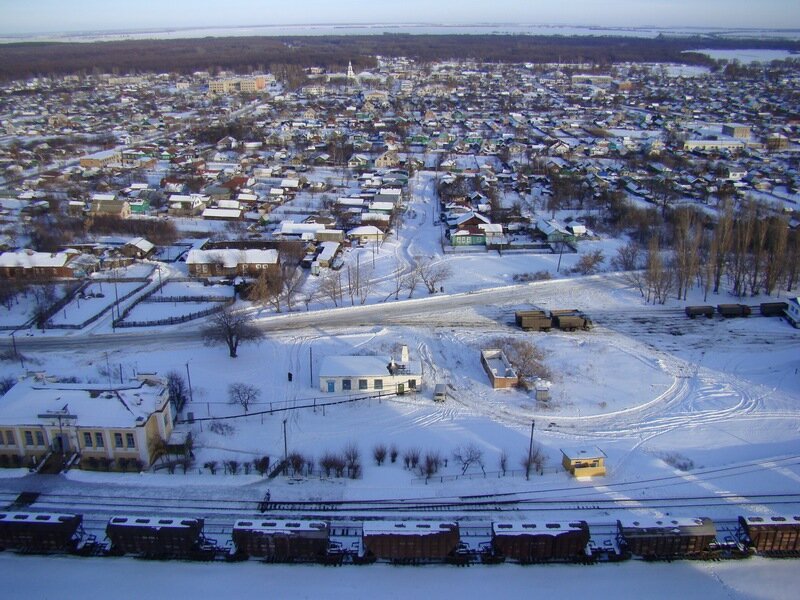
[0, 376, 173, 471]
[561, 447, 607, 477]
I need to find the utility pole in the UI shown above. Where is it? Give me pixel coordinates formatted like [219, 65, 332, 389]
[185, 362, 194, 405]
[556, 241, 565, 273]
[282, 419, 288, 475]
[309, 347, 313, 386]
[526, 420, 535, 481]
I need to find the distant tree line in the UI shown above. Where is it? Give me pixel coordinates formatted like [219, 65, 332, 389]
[1, 34, 799, 81]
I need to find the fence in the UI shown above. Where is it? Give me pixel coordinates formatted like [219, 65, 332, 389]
[44, 279, 150, 330]
[410, 465, 557, 485]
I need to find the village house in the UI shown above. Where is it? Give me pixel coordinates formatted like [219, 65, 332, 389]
[561, 447, 607, 477]
[0, 376, 173, 471]
[0, 249, 79, 279]
[480, 349, 519, 389]
[185, 248, 279, 278]
[319, 345, 423, 395]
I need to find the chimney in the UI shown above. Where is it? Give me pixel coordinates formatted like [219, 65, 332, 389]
[400, 345, 409, 364]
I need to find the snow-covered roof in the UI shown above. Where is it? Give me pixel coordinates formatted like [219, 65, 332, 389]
[362, 522, 457, 536]
[560, 447, 606, 460]
[0, 250, 75, 269]
[186, 248, 277, 268]
[233, 520, 328, 534]
[348, 225, 383, 236]
[126, 237, 154, 253]
[0, 380, 169, 429]
[617, 517, 712, 530]
[492, 522, 586, 536]
[740, 515, 800, 526]
[202, 208, 241, 219]
[319, 355, 422, 378]
[108, 516, 198, 529]
[276, 221, 326, 236]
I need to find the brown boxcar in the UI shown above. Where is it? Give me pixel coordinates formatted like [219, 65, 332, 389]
[361, 522, 460, 561]
[491, 521, 590, 562]
[515, 310, 553, 332]
[717, 304, 752, 318]
[551, 310, 593, 331]
[231, 520, 330, 561]
[685, 305, 715, 319]
[759, 302, 789, 317]
[617, 517, 717, 558]
[106, 516, 205, 557]
[0, 512, 82, 552]
[739, 515, 800, 553]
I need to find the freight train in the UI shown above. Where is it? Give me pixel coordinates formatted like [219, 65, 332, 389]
[1, 511, 798, 565]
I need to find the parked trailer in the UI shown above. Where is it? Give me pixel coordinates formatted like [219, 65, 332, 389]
[617, 517, 717, 559]
[106, 516, 212, 559]
[0, 512, 83, 553]
[551, 310, 593, 331]
[231, 520, 331, 562]
[739, 516, 800, 554]
[515, 310, 553, 332]
[490, 521, 590, 563]
[685, 305, 715, 319]
[717, 304, 752, 318]
[759, 302, 789, 317]
[361, 522, 461, 563]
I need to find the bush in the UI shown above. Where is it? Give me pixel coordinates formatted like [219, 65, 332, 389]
[204, 460, 218, 475]
[390, 444, 398, 463]
[253, 456, 270, 476]
[209, 421, 235, 436]
[373, 443, 388, 466]
[226, 460, 239, 475]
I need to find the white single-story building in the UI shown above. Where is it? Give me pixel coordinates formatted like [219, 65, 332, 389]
[319, 345, 422, 394]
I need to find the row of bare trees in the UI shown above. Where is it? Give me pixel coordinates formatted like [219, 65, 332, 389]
[619, 200, 800, 303]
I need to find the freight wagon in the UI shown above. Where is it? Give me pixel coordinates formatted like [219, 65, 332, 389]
[231, 520, 332, 562]
[739, 515, 800, 555]
[360, 521, 461, 564]
[105, 515, 214, 559]
[616, 517, 717, 559]
[685, 305, 715, 319]
[717, 304, 751, 318]
[515, 310, 553, 331]
[489, 521, 590, 563]
[0, 512, 83, 553]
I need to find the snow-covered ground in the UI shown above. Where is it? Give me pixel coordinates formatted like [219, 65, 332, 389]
[0, 171, 798, 594]
[1, 553, 797, 600]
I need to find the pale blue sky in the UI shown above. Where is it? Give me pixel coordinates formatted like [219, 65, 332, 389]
[1, 0, 798, 34]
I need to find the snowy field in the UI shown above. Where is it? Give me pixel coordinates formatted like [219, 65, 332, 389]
[0, 553, 797, 600]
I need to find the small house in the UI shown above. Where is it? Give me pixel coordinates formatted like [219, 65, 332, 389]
[561, 447, 606, 477]
[319, 345, 422, 395]
[480, 349, 518, 389]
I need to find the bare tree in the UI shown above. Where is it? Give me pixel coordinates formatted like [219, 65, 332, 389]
[421, 451, 442, 481]
[343, 442, 361, 479]
[202, 308, 264, 358]
[763, 216, 789, 296]
[499, 450, 508, 476]
[228, 382, 260, 413]
[453, 443, 485, 475]
[487, 337, 551, 385]
[319, 270, 344, 307]
[521, 443, 546, 479]
[611, 240, 642, 271]
[402, 268, 422, 299]
[571, 249, 605, 275]
[385, 258, 406, 301]
[166, 371, 189, 412]
[373, 443, 388, 466]
[416, 256, 452, 294]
